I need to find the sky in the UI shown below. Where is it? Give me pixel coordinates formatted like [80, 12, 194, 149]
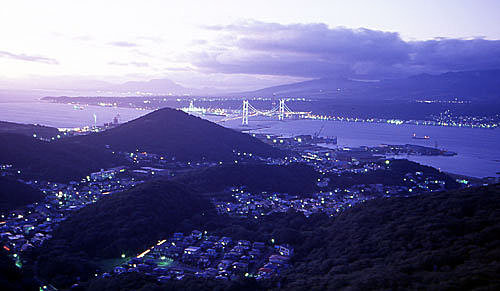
[1, 0, 500, 92]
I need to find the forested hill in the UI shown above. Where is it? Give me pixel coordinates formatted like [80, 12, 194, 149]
[327, 158, 459, 190]
[41, 180, 212, 258]
[65, 107, 282, 161]
[0, 121, 59, 139]
[35, 180, 214, 288]
[0, 133, 125, 182]
[78, 183, 499, 290]
[174, 163, 319, 195]
[280, 183, 500, 290]
[0, 176, 43, 212]
[0, 249, 37, 290]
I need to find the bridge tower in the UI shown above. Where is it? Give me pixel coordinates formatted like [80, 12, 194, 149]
[242, 100, 249, 125]
[278, 99, 285, 121]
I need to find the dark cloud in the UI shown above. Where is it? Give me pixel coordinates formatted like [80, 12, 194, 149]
[195, 21, 500, 78]
[409, 38, 500, 72]
[108, 41, 138, 47]
[0, 50, 58, 64]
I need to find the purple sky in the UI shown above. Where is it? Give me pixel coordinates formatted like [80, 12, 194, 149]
[1, 0, 500, 93]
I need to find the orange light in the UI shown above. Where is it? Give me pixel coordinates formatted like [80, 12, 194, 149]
[137, 249, 151, 258]
[3, 245, 10, 251]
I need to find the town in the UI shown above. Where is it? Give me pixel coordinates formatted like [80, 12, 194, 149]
[108, 230, 293, 282]
[0, 127, 480, 288]
[212, 171, 450, 220]
[0, 166, 144, 265]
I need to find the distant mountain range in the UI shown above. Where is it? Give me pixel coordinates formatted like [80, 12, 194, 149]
[0, 78, 223, 98]
[3, 69, 499, 101]
[81, 69, 500, 100]
[4, 69, 499, 100]
[237, 69, 500, 101]
[105, 79, 223, 96]
[66, 107, 282, 161]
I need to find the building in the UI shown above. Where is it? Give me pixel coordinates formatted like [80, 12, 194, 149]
[276, 244, 294, 257]
[90, 166, 127, 181]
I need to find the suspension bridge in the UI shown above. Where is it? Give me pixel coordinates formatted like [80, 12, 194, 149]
[218, 99, 311, 125]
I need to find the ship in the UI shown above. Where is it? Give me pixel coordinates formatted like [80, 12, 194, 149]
[440, 150, 457, 156]
[412, 133, 430, 140]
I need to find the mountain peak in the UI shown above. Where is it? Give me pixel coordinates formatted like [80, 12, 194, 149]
[67, 108, 282, 161]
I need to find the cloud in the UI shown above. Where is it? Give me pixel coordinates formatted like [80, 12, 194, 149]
[163, 66, 193, 72]
[108, 41, 138, 47]
[409, 38, 500, 72]
[0, 50, 59, 64]
[74, 35, 93, 41]
[108, 61, 149, 67]
[137, 36, 165, 43]
[191, 39, 208, 46]
[194, 21, 500, 78]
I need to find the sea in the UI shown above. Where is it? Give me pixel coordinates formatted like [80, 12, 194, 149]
[1, 100, 499, 178]
[0, 101, 150, 128]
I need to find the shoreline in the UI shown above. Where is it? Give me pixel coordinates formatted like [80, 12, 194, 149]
[1, 101, 499, 178]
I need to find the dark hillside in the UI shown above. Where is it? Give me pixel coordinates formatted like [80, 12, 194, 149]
[0, 176, 43, 212]
[0, 133, 125, 182]
[328, 159, 459, 190]
[175, 163, 319, 195]
[0, 250, 38, 290]
[280, 184, 500, 290]
[65, 107, 282, 161]
[0, 120, 60, 139]
[41, 180, 211, 258]
[78, 184, 499, 290]
[35, 180, 213, 287]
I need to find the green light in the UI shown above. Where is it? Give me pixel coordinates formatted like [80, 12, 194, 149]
[121, 253, 126, 258]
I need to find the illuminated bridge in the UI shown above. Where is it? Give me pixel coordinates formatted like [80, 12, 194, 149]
[218, 99, 311, 125]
